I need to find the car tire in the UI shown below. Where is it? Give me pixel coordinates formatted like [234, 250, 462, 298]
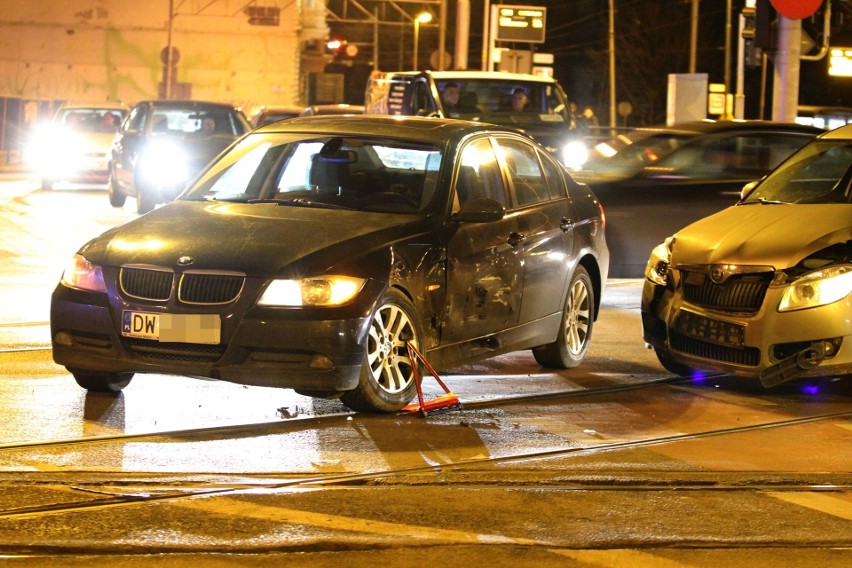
[41, 177, 54, 191]
[135, 178, 158, 214]
[107, 170, 126, 207]
[654, 348, 700, 377]
[340, 288, 421, 413]
[71, 371, 133, 393]
[533, 265, 594, 369]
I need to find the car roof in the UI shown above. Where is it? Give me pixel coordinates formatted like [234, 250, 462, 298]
[820, 123, 852, 139]
[631, 120, 822, 136]
[386, 70, 558, 84]
[57, 101, 128, 112]
[139, 100, 240, 111]
[253, 115, 520, 144]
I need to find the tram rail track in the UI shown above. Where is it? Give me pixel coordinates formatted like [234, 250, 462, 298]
[0, 409, 849, 521]
[0, 375, 695, 453]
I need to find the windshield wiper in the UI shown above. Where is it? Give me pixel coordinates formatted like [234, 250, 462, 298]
[740, 197, 787, 205]
[271, 198, 350, 210]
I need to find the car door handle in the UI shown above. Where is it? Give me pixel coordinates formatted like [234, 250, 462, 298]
[560, 217, 573, 232]
[508, 232, 526, 247]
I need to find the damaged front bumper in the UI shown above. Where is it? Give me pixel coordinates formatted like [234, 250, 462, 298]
[641, 270, 852, 386]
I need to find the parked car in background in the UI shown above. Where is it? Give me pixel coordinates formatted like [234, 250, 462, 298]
[571, 121, 822, 277]
[364, 70, 586, 167]
[642, 123, 852, 387]
[108, 100, 250, 213]
[250, 105, 303, 128]
[26, 101, 128, 190]
[299, 104, 365, 116]
[51, 115, 609, 413]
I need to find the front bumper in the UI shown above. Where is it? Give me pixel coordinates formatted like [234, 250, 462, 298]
[50, 281, 380, 392]
[641, 274, 852, 380]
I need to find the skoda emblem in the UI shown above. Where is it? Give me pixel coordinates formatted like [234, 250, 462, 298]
[177, 255, 194, 267]
[710, 265, 728, 284]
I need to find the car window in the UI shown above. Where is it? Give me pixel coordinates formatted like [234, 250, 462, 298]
[659, 133, 813, 180]
[494, 138, 549, 207]
[583, 132, 693, 177]
[59, 108, 125, 133]
[455, 138, 506, 210]
[127, 106, 147, 132]
[743, 140, 852, 204]
[434, 78, 570, 124]
[186, 134, 443, 214]
[539, 149, 568, 199]
[149, 109, 245, 136]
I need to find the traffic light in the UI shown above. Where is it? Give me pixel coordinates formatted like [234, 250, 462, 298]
[742, 6, 756, 39]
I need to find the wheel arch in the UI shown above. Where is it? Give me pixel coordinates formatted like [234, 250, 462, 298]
[577, 253, 603, 321]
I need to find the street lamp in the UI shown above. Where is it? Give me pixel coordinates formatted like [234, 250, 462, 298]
[413, 11, 433, 69]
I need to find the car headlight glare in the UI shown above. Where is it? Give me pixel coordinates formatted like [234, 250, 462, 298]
[139, 142, 188, 185]
[562, 140, 589, 170]
[778, 265, 852, 312]
[61, 254, 106, 293]
[258, 276, 366, 307]
[645, 237, 674, 286]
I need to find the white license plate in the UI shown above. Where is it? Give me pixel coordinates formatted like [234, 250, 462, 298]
[122, 311, 221, 344]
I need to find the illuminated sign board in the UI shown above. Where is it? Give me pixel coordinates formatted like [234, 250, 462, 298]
[829, 48, 852, 77]
[494, 5, 546, 43]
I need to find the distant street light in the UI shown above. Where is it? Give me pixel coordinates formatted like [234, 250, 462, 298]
[413, 12, 433, 69]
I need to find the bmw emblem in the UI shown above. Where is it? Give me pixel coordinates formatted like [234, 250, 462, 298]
[177, 255, 195, 267]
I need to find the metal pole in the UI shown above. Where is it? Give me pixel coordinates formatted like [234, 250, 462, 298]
[373, 7, 379, 69]
[438, 0, 447, 70]
[723, 0, 732, 118]
[608, 0, 616, 129]
[772, 15, 802, 122]
[481, 0, 490, 71]
[165, 0, 174, 100]
[414, 19, 420, 69]
[689, 0, 699, 73]
[456, 0, 470, 70]
[735, 12, 745, 119]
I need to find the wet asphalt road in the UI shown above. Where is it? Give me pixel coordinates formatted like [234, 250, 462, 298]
[0, 176, 849, 566]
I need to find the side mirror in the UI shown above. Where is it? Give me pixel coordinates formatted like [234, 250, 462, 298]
[454, 197, 505, 223]
[740, 178, 762, 200]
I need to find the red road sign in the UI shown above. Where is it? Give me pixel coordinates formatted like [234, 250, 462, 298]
[770, 0, 822, 20]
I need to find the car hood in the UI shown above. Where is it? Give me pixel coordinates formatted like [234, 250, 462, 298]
[670, 204, 852, 269]
[79, 201, 427, 276]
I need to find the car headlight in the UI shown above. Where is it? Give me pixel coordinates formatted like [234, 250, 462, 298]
[562, 140, 589, 170]
[139, 141, 188, 185]
[60, 254, 106, 293]
[645, 237, 675, 287]
[26, 127, 82, 172]
[778, 265, 852, 312]
[258, 276, 366, 307]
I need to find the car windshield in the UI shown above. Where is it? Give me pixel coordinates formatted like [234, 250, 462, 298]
[60, 108, 126, 133]
[182, 133, 443, 214]
[436, 78, 570, 125]
[579, 131, 695, 177]
[149, 109, 247, 136]
[742, 139, 852, 204]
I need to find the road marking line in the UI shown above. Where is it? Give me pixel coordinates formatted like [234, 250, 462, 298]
[768, 492, 852, 521]
[550, 549, 691, 567]
[175, 495, 549, 545]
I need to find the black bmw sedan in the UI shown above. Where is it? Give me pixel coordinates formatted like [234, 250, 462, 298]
[52, 116, 609, 413]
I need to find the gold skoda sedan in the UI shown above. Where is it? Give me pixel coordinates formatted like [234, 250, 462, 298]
[641, 124, 852, 387]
